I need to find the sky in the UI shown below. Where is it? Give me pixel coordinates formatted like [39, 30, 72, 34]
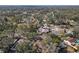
[0, 0, 79, 5]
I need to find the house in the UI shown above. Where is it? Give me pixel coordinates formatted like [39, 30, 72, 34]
[37, 24, 50, 34]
